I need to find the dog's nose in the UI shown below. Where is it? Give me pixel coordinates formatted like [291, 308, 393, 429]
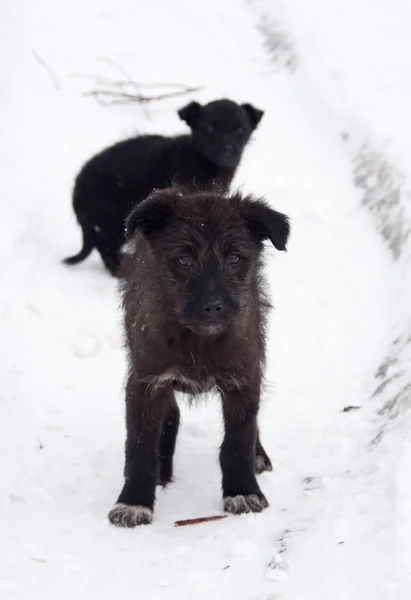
[203, 297, 224, 316]
[223, 144, 234, 154]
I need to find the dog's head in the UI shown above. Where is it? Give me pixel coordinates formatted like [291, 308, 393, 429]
[178, 99, 264, 169]
[126, 188, 289, 336]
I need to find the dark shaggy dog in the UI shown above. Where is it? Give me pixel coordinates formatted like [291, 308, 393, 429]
[108, 187, 290, 527]
[63, 99, 264, 276]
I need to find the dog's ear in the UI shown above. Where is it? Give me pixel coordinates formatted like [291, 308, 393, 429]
[126, 195, 174, 238]
[242, 103, 264, 128]
[178, 101, 202, 127]
[241, 197, 290, 251]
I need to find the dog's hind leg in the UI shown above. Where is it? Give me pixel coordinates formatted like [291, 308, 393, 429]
[100, 251, 120, 277]
[157, 394, 180, 486]
[255, 429, 273, 474]
[94, 231, 124, 277]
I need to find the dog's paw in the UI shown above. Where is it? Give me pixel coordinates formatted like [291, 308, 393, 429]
[108, 503, 153, 527]
[223, 493, 269, 515]
[255, 453, 273, 474]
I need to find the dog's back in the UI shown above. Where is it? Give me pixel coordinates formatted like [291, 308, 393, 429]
[73, 135, 172, 226]
[65, 133, 236, 275]
[64, 99, 264, 275]
[74, 134, 235, 224]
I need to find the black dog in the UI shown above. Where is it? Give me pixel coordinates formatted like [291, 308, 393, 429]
[63, 99, 264, 275]
[108, 187, 290, 527]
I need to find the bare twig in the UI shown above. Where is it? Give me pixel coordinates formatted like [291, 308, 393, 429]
[125, 81, 204, 90]
[30, 557, 48, 564]
[83, 85, 203, 107]
[99, 60, 150, 120]
[83, 80, 203, 106]
[97, 57, 133, 80]
[174, 515, 227, 527]
[88, 75, 151, 117]
[32, 49, 61, 90]
[81, 60, 203, 120]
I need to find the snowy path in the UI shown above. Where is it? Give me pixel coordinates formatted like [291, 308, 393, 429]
[0, 1, 409, 598]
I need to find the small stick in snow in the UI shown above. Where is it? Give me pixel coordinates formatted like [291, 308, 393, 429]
[174, 515, 227, 527]
[30, 557, 48, 563]
[95, 58, 152, 116]
[83, 84, 204, 107]
[342, 405, 361, 412]
[83, 81, 203, 106]
[32, 49, 61, 90]
[97, 57, 133, 80]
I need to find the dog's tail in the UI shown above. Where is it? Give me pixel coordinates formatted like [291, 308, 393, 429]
[63, 224, 94, 266]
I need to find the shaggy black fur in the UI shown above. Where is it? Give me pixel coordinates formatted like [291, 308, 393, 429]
[108, 187, 290, 527]
[63, 99, 264, 275]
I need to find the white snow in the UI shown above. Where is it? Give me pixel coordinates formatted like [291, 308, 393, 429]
[1, 0, 410, 598]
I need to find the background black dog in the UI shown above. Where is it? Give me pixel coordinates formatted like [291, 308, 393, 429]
[63, 99, 264, 275]
[108, 187, 290, 527]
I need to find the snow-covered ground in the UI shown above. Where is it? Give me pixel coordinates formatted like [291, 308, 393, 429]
[1, 1, 410, 598]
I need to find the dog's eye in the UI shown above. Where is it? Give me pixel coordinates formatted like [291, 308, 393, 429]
[228, 254, 241, 265]
[177, 255, 190, 267]
[206, 125, 215, 133]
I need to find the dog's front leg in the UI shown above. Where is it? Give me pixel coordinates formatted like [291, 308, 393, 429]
[220, 381, 269, 515]
[108, 376, 170, 527]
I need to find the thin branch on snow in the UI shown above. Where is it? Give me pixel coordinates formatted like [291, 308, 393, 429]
[174, 515, 227, 527]
[83, 81, 204, 107]
[32, 49, 61, 90]
[342, 405, 361, 412]
[97, 57, 134, 80]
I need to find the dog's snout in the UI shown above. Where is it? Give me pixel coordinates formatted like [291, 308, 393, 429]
[223, 143, 234, 154]
[203, 297, 224, 316]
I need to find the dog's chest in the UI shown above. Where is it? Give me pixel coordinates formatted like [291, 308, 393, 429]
[143, 331, 245, 394]
[146, 364, 245, 396]
[151, 368, 216, 394]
